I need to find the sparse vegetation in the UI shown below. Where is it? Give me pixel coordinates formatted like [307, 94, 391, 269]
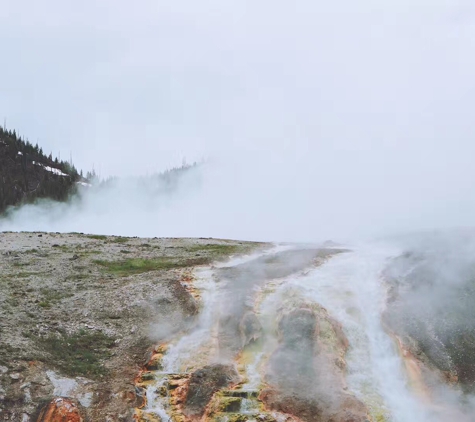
[16, 271, 41, 278]
[0, 343, 20, 365]
[22, 248, 39, 254]
[40, 287, 74, 303]
[12, 261, 31, 267]
[111, 236, 129, 244]
[52, 244, 70, 252]
[92, 242, 262, 277]
[93, 257, 210, 276]
[86, 234, 108, 241]
[187, 242, 264, 257]
[65, 273, 89, 281]
[39, 329, 115, 378]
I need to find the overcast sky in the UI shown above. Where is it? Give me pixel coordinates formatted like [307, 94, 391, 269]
[1, 1, 475, 240]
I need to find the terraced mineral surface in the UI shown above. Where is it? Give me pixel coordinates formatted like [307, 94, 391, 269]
[3, 232, 475, 422]
[132, 245, 371, 422]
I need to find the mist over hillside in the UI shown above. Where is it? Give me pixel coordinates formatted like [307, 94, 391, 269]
[2, 146, 475, 243]
[1, 147, 202, 238]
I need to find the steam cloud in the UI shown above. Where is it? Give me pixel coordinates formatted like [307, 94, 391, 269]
[1, 0, 475, 243]
[3, 153, 475, 243]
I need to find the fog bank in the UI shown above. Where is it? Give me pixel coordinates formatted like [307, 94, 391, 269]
[1, 0, 475, 241]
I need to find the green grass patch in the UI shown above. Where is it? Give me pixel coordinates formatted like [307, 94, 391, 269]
[187, 243, 240, 253]
[93, 256, 210, 276]
[22, 248, 39, 254]
[39, 329, 115, 378]
[16, 271, 41, 278]
[6, 296, 20, 307]
[40, 287, 74, 303]
[187, 242, 264, 257]
[65, 273, 89, 282]
[12, 261, 31, 267]
[111, 236, 129, 244]
[54, 245, 71, 252]
[0, 343, 20, 365]
[86, 234, 108, 240]
[77, 249, 102, 257]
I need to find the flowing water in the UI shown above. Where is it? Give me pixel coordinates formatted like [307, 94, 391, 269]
[137, 243, 467, 422]
[138, 246, 291, 421]
[284, 243, 436, 421]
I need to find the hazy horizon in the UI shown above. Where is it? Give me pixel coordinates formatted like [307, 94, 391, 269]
[1, 1, 475, 242]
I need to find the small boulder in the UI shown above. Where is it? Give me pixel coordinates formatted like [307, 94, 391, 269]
[183, 364, 240, 419]
[36, 397, 84, 422]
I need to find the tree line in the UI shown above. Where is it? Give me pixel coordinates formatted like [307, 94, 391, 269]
[0, 126, 81, 214]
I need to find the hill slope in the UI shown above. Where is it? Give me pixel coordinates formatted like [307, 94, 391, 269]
[0, 127, 80, 214]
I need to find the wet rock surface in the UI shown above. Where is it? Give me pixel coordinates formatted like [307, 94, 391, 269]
[216, 248, 344, 360]
[36, 398, 84, 422]
[183, 364, 240, 419]
[134, 246, 359, 422]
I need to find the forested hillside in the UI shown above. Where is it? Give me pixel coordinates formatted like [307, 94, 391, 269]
[0, 127, 81, 213]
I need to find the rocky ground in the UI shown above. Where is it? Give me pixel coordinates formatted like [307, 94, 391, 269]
[4, 231, 472, 422]
[0, 232, 264, 421]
